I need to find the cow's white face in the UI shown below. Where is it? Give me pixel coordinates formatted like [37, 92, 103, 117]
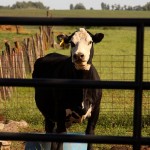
[58, 28, 104, 70]
[71, 28, 93, 70]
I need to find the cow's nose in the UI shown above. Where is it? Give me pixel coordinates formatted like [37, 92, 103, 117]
[73, 53, 84, 60]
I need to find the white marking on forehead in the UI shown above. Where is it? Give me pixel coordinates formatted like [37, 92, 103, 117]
[71, 28, 92, 44]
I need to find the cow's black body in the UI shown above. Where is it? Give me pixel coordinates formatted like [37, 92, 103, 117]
[32, 28, 103, 150]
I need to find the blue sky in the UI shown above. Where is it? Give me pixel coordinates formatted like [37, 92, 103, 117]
[0, 0, 150, 9]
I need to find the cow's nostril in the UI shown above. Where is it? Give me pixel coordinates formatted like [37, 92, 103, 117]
[73, 53, 84, 60]
[80, 54, 84, 58]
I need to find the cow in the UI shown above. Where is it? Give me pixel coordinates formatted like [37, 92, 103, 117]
[32, 28, 104, 150]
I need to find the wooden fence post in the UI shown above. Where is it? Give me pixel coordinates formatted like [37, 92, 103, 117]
[0, 26, 55, 100]
[23, 38, 34, 73]
[0, 56, 6, 100]
[14, 41, 26, 78]
[1, 50, 11, 100]
[39, 26, 44, 56]
[32, 36, 39, 60]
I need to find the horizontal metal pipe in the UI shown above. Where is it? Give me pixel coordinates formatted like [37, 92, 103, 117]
[0, 78, 137, 89]
[1, 78, 150, 89]
[0, 78, 150, 90]
[0, 132, 149, 145]
[1, 17, 150, 26]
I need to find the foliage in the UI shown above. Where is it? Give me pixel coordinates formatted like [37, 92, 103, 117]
[70, 3, 86, 10]
[70, 4, 74, 10]
[101, 2, 110, 10]
[0, 5, 10, 9]
[1, 1, 150, 11]
[74, 3, 86, 9]
[143, 2, 150, 10]
[2, 1, 49, 9]
[101, 1, 150, 11]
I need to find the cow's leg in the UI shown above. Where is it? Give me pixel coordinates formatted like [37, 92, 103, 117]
[53, 121, 66, 150]
[54, 109, 66, 150]
[45, 118, 55, 133]
[86, 106, 100, 150]
[45, 118, 58, 150]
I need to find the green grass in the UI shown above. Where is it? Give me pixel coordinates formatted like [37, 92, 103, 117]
[1, 27, 150, 132]
[0, 28, 39, 52]
[1, 87, 43, 124]
[0, 15, 150, 148]
[1, 9, 150, 18]
[2, 88, 149, 149]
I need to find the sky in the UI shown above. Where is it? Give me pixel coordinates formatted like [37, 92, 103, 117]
[0, 0, 150, 10]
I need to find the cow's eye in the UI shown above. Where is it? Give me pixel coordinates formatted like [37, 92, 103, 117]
[88, 41, 92, 45]
[70, 42, 75, 47]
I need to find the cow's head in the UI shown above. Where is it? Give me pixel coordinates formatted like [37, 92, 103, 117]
[60, 28, 104, 70]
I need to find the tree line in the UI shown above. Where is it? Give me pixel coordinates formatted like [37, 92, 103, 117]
[70, 2, 150, 11]
[0, 1, 150, 11]
[0, 1, 49, 9]
[101, 2, 150, 11]
[0, 1, 85, 10]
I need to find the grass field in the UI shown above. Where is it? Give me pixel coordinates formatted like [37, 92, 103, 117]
[1, 9, 150, 18]
[1, 27, 150, 148]
[0, 9, 150, 149]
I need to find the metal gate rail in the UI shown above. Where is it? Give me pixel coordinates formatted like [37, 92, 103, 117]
[0, 17, 150, 149]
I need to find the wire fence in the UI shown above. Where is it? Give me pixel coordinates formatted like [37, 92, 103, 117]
[1, 54, 150, 126]
[1, 52, 150, 123]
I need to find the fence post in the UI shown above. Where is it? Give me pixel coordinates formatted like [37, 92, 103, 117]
[14, 41, 26, 78]
[35, 33, 43, 58]
[0, 56, 6, 100]
[39, 26, 44, 56]
[133, 24, 144, 150]
[1, 51, 11, 100]
[23, 38, 34, 73]
[32, 36, 39, 60]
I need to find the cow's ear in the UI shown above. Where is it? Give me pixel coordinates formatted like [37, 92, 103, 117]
[64, 32, 76, 44]
[92, 33, 104, 43]
[64, 35, 70, 43]
[58, 35, 70, 47]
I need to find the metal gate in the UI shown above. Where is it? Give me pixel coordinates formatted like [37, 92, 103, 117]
[0, 17, 150, 149]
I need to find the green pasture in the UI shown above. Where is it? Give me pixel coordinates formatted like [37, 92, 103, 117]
[0, 10, 150, 148]
[1, 27, 150, 148]
[1, 9, 150, 18]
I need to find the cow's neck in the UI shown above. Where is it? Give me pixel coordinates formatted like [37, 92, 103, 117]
[72, 66, 93, 80]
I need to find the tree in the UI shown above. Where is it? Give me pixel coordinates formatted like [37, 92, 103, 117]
[101, 2, 106, 10]
[127, 6, 133, 10]
[143, 2, 150, 10]
[111, 5, 114, 10]
[74, 3, 86, 9]
[101, 2, 110, 10]
[70, 4, 74, 10]
[114, 4, 121, 10]
[11, 1, 48, 9]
